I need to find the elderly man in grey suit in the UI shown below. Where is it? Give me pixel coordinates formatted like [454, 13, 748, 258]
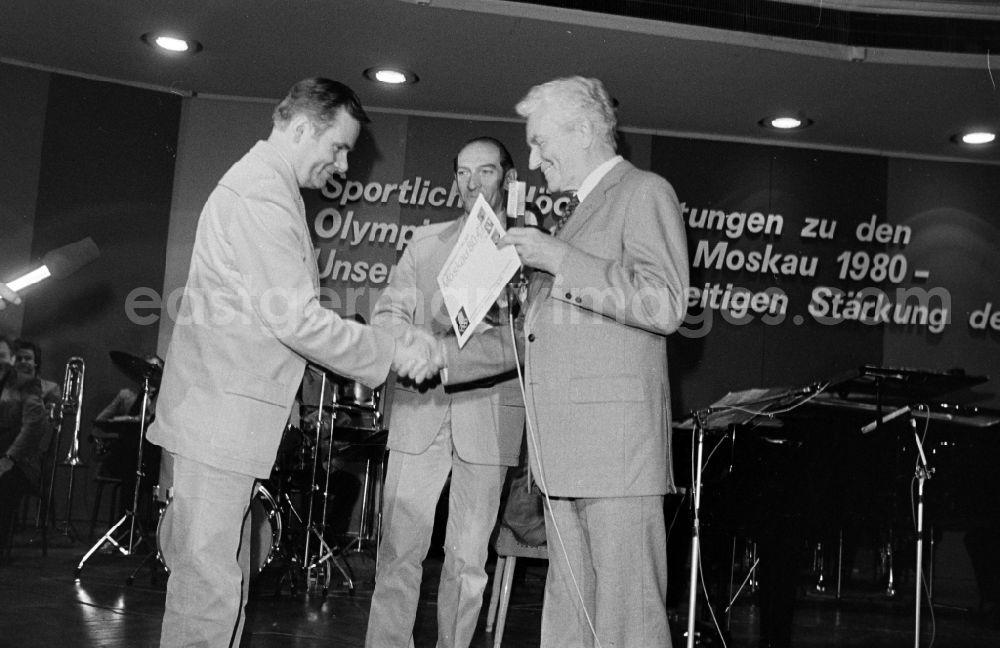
[365, 136, 525, 648]
[148, 78, 439, 648]
[494, 76, 689, 647]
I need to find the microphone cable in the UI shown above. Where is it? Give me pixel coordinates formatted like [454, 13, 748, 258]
[506, 306, 604, 648]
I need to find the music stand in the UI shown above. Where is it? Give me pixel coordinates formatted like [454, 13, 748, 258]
[75, 352, 161, 578]
[683, 385, 817, 648]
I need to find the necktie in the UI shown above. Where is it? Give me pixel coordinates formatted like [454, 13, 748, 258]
[553, 192, 579, 235]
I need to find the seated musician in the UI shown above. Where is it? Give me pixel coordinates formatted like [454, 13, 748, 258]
[8, 339, 61, 411]
[0, 336, 51, 565]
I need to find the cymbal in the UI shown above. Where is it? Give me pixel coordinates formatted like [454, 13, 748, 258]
[109, 350, 163, 386]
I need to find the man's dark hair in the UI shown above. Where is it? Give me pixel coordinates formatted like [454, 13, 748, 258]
[272, 78, 370, 130]
[454, 136, 515, 174]
[13, 338, 41, 372]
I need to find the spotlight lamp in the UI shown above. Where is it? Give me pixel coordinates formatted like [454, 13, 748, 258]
[364, 67, 419, 85]
[141, 33, 202, 54]
[758, 114, 813, 131]
[953, 130, 996, 146]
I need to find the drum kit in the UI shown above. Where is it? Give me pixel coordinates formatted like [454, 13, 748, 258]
[74, 354, 389, 596]
[154, 363, 390, 595]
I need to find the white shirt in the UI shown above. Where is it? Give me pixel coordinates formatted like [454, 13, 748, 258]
[575, 155, 623, 202]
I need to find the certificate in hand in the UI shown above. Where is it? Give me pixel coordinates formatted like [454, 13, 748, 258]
[437, 194, 522, 347]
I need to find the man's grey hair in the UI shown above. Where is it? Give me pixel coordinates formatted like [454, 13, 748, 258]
[515, 76, 617, 150]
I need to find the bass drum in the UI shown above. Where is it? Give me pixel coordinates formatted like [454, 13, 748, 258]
[156, 482, 282, 577]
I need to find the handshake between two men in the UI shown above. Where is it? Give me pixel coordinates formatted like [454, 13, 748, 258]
[389, 326, 447, 385]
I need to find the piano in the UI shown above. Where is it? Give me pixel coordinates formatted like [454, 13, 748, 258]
[671, 366, 1000, 645]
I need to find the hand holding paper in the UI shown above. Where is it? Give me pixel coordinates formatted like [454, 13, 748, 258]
[437, 194, 522, 347]
[500, 226, 570, 275]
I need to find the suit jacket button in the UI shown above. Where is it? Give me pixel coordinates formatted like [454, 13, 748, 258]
[575, 297, 582, 303]
[528, 333, 536, 342]
[565, 292, 572, 299]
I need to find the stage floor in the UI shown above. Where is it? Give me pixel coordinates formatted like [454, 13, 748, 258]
[2, 529, 999, 647]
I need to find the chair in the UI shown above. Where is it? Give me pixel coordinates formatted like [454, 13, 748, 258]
[485, 525, 547, 648]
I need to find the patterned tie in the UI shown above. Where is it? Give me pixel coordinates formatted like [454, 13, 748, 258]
[552, 192, 579, 235]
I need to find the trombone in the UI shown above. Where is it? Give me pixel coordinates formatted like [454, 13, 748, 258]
[61, 357, 85, 465]
[45, 357, 86, 542]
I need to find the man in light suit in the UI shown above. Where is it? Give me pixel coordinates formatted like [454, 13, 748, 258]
[499, 76, 689, 647]
[365, 137, 524, 648]
[365, 137, 526, 648]
[148, 78, 439, 648]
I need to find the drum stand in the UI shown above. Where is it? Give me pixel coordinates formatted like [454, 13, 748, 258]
[342, 450, 386, 561]
[336, 382, 388, 564]
[271, 489, 355, 598]
[289, 372, 355, 596]
[75, 375, 154, 578]
[300, 452, 354, 595]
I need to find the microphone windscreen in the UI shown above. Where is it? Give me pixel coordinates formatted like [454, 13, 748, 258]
[42, 237, 100, 279]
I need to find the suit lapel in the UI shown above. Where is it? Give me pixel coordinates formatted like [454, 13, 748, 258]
[557, 160, 632, 242]
[526, 161, 634, 326]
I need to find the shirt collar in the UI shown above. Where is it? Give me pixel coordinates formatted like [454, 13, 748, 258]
[575, 155, 623, 203]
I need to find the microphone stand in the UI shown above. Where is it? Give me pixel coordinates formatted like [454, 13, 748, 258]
[682, 384, 820, 648]
[910, 407, 933, 648]
[685, 408, 709, 648]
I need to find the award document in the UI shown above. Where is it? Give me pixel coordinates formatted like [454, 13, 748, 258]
[437, 194, 522, 347]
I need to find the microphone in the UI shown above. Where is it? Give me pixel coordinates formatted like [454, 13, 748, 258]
[860, 405, 911, 434]
[4, 237, 100, 294]
[501, 179, 529, 320]
[506, 178, 526, 230]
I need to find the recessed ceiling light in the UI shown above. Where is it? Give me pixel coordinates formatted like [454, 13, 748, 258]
[958, 131, 996, 145]
[364, 67, 418, 85]
[759, 114, 813, 131]
[141, 33, 202, 55]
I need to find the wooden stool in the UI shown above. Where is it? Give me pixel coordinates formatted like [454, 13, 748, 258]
[485, 525, 547, 648]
